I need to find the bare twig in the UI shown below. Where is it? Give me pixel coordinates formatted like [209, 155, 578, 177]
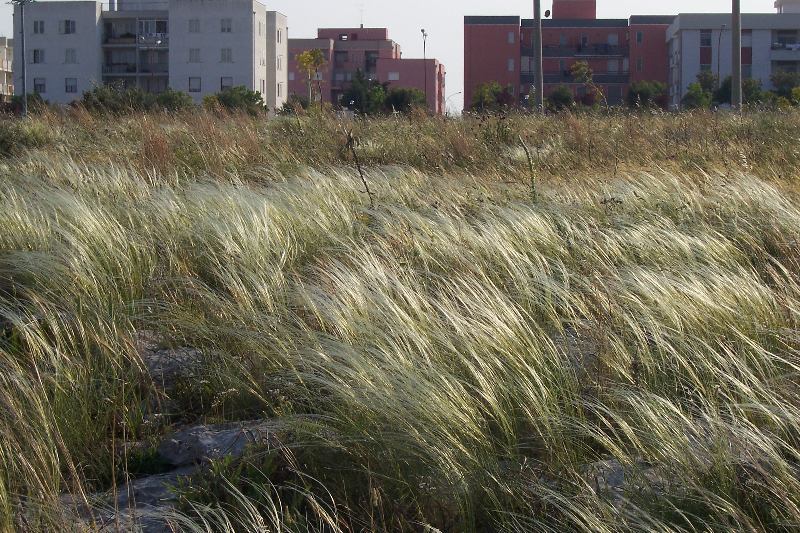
[519, 135, 538, 203]
[346, 129, 375, 208]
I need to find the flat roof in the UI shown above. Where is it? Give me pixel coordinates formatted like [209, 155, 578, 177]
[669, 12, 800, 32]
[522, 18, 628, 28]
[465, 16, 521, 26]
[629, 15, 676, 25]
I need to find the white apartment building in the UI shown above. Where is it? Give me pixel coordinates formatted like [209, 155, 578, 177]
[668, 2, 800, 106]
[13, 0, 288, 110]
[0, 37, 12, 102]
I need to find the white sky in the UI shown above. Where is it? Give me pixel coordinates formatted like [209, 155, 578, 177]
[0, 1, 774, 110]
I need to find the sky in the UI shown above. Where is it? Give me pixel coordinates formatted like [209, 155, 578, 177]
[0, 0, 774, 110]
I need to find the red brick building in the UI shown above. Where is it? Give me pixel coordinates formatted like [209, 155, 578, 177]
[464, 0, 674, 110]
[289, 28, 446, 114]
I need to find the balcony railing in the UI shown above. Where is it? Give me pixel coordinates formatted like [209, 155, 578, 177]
[1, 60, 11, 72]
[103, 63, 137, 74]
[101, 2, 168, 11]
[139, 63, 168, 74]
[103, 33, 169, 46]
[524, 44, 627, 58]
[522, 71, 630, 85]
[772, 42, 800, 50]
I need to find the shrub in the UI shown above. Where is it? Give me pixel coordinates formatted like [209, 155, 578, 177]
[204, 86, 266, 116]
[154, 89, 195, 112]
[471, 82, 515, 112]
[770, 70, 800, 98]
[0, 118, 51, 157]
[548, 85, 574, 110]
[9, 93, 48, 115]
[384, 87, 426, 114]
[79, 84, 194, 114]
[279, 94, 310, 115]
[714, 76, 764, 105]
[627, 80, 667, 108]
[681, 82, 712, 110]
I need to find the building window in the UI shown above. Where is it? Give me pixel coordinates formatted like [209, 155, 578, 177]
[288, 72, 295, 81]
[258, 21, 262, 36]
[636, 31, 643, 44]
[637, 57, 644, 72]
[607, 60, 619, 73]
[700, 29, 712, 47]
[60, 20, 76, 35]
[65, 48, 77, 64]
[388, 71, 400, 81]
[507, 58, 515, 72]
[508, 31, 516, 44]
[32, 49, 45, 64]
[608, 33, 619, 46]
[334, 51, 348, 66]
[221, 18, 232, 33]
[221, 48, 233, 62]
[338, 33, 349, 41]
[189, 77, 201, 92]
[743, 64, 753, 78]
[277, 55, 282, 70]
[277, 83, 283, 97]
[189, 19, 200, 33]
[277, 29, 282, 43]
[189, 48, 200, 63]
[700, 63, 712, 71]
[33, 78, 45, 94]
[220, 76, 233, 91]
[33, 20, 44, 34]
[559, 33, 567, 46]
[65, 78, 77, 93]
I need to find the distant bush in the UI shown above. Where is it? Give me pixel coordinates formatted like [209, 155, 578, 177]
[79, 84, 194, 114]
[203, 86, 266, 116]
[384, 87, 426, 114]
[279, 94, 311, 115]
[627, 81, 667, 109]
[548, 85, 574, 111]
[681, 82, 712, 110]
[9, 93, 48, 115]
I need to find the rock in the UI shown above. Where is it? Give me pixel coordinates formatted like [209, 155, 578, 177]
[157, 421, 280, 468]
[135, 330, 203, 394]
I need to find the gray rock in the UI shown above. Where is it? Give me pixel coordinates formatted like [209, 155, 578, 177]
[135, 331, 203, 394]
[158, 421, 280, 467]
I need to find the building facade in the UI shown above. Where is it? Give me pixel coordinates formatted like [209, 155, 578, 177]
[667, 12, 800, 106]
[13, 0, 287, 110]
[288, 27, 446, 114]
[0, 37, 12, 103]
[464, 1, 674, 110]
[465, 0, 800, 110]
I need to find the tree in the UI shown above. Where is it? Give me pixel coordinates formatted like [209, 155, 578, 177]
[296, 49, 327, 103]
[548, 85, 574, 110]
[342, 70, 387, 115]
[681, 82, 712, 110]
[696, 70, 719, 94]
[770, 70, 800, 98]
[384, 87, 426, 114]
[470, 82, 514, 112]
[626, 80, 667, 108]
[570, 60, 608, 108]
[715, 76, 763, 105]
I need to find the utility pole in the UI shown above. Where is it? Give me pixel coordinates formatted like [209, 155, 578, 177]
[717, 24, 727, 84]
[421, 29, 428, 112]
[533, 0, 544, 112]
[12, 0, 34, 117]
[732, 0, 742, 109]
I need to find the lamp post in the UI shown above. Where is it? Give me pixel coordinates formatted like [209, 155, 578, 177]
[421, 28, 428, 112]
[717, 24, 727, 84]
[732, 0, 742, 109]
[533, 0, 544, 112]
[445, 91, 461, 115]
[11, 0, 35, 117]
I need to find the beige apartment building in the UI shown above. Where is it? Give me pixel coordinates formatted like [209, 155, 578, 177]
[0, 37, 12, 103]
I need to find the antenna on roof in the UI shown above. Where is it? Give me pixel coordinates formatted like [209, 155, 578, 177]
[358, 3, 365, 28]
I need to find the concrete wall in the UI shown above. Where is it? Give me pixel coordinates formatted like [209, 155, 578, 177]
[629, 23, 671, 84]
[265, 11, 288, 113]
[169, 0, 264, 101]
[552, 0, 597, 20]
[14, 1, 102, 104]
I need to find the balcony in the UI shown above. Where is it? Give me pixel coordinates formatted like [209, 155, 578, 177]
[103, 33, 169, 47]
[103, 63, 137, 74]
[772, 42, 800, 60]
[522, 71, 629, 85]
[101, 2, 169, 11]
[139, 63, 168, 74]
[523, 44, 627, 58]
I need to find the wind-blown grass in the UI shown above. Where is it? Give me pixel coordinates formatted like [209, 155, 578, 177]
[0, 110, 799, 531]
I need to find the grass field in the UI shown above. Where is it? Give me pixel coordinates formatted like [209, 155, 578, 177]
[1, 108, 800, 531]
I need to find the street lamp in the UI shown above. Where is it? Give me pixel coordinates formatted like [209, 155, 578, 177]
[421, 28, 428, 112]
[11, 0, 35, 117]
[717, 24, 727, 84]
[732, 0, 742, 109]
[445, 91, 461, 115]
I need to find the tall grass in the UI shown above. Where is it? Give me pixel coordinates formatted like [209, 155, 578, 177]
[0, 110, 799, 531]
